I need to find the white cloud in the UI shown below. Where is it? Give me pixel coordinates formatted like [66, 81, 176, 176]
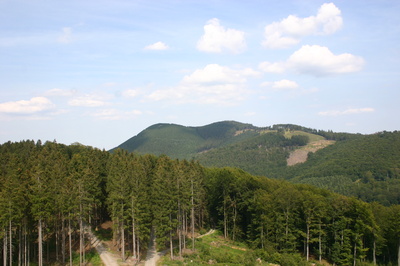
[121, 89, 140, 98]
[318, 107, 375, 116]
[147, 64, 259, 105]
[0, 97, 55, 114]
[258, 61, 286, 74]
[197, 18, 246, 54]
[144, 41, 169, 50]
[45, 88, 76, 97]
[262, 3, 342, 49]
[262, 79, 299, 90]
[57, 27, 73, 44]
[68, 94, 109, 107]
[259, 45, 364, 76]
[288, 45, 365, 76]
[91, 109, 142, 120]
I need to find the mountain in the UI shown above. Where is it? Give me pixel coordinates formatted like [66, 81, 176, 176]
[112, 121, 259, 159]
[113, 121, 400, 205]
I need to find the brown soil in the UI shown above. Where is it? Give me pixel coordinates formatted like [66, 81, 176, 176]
[287, 140, 335, 166]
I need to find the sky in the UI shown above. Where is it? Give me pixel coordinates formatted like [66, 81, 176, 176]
[0, 0, 399, 150]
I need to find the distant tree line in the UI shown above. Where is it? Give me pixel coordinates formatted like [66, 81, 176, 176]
[0, 140, 399, 265]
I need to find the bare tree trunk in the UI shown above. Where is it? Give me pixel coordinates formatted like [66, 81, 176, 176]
[397, 237, 400, 266]
[233, 203, 237, 241]
[9, 219, 12, 266]
[121, 219, 125, 261]
[169, 213, 174, 260]
[55, 219, 59, 262]
[24, 222, 27, 266]
[62, 217, 66, 264]
[79, 214, 83, 266]
[223, 199, 228, 239]
[353, 235, 357, 266]
[170, 230, 174, 260]
[4, 228, 7, 266]
[18, 225, 22, 266]
[373, 238, 376, 266]
[191, 179, 195, 251]
[131, 197, 137, 261]
[306, 223, 310, 261]
[38, 218, 43, 266]
[178, 201, 182, 258]
[319, 223, 322, 263]
[69, 217, 72, 266]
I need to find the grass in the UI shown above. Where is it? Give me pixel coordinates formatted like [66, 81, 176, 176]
[158, 230, 273, 265]
[64, 249, 104, 266]
[284, 130, 325, 142]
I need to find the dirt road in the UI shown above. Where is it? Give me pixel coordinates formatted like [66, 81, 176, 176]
[86, 226, 120, 266]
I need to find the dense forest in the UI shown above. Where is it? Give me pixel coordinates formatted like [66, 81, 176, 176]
[1, 140, 400, 265]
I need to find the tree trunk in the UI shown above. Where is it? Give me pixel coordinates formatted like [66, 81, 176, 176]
[79, 215, 83, 266]
[24, 222, 27, 266]
[170, 213, 174, 260]
[38, 218, 43, 266]
[223, 198, 228, 239]
[306, 223, 310, 261]
[121, 219, 125, 261]
[62, 217, 66, 264]
[170, 229, 174, 260]
[4, 228, 7, 266]
[178, 202, 182, 258]
[69, 217, 72, 266]
[397, 237, 400, 266]
[131, 197, 137, 261]
[9, 219, 12, 266]
[353, 235, 357, 266]
[373, 238, 376, 266]
[191, 179, 195, 251]
[319, 223, 322, 263]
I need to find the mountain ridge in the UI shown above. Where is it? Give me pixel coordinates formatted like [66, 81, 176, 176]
[112, 121, 400, 205]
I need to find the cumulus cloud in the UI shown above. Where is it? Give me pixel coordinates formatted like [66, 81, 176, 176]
[262, 3, 343, 49]
[147, 64, 259, 105]
[144, 41, 169, 50]
[0, 97, 55, 114]
[318, 107, 375, 116]
[288, 45, 365, 76]
[121, 89, 140, 98]
[262, 79, 299, 90]
[57, 27, 73, 44]
[68, 94, 109, 107]
[91, 109, 143, 120]
[197, 18, 246, 54]
[259, 45, 364, 76]
[45, 88, 76, 97]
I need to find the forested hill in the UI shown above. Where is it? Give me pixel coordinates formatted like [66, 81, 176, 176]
[113, 121, 400, 205]
[112, 121, 258, 159]
[1, 140, 400, 265]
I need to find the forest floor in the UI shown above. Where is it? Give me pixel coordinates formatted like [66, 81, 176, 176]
[286, 139, 335, 166]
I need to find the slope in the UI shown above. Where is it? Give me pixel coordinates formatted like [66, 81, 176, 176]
[112, 121, 258, 159]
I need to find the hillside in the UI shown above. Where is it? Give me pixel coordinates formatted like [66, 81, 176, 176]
[112, 121, 258, 159]
[113, 121, 400, 205]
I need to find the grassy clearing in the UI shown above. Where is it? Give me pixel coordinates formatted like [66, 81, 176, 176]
[159, 230, 273, 265]
[284, 130, 325, 142]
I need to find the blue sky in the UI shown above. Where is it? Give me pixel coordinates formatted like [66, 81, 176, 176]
[0, 0, 399, 150]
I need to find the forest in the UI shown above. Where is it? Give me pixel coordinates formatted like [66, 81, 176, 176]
[0, 140, 400, 265]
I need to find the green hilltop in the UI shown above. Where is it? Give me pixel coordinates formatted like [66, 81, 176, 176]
[113, 121, 400, 205]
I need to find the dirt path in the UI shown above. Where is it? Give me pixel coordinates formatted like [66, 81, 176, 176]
[197, 229, 215, 238]
[86, 226, 120, 266]
[144, 227, 167, 266]
[144, 229, 215, 266]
